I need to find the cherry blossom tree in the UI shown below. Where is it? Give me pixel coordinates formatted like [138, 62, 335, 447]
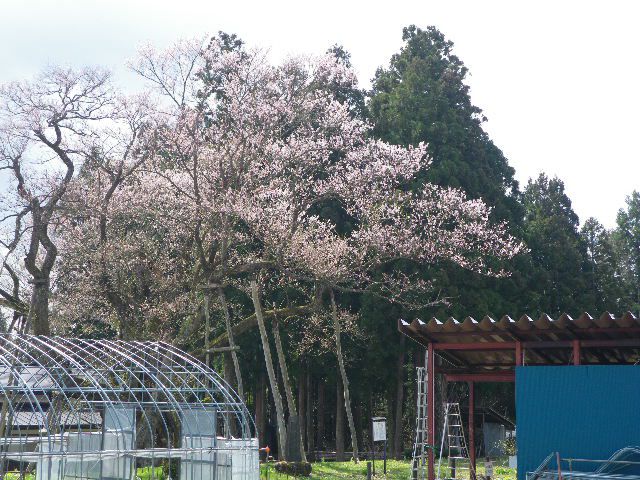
[126, 38, 523, 460]
[0, 67, 115, 335]
[40, 36, 524, 460]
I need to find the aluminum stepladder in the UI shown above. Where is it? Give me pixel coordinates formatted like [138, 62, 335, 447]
[437, 402, 475, 480]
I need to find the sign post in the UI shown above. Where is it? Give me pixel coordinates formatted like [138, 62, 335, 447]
[372, 417, 387, 475]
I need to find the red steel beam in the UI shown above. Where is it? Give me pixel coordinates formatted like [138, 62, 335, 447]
[427, 342, 435, 480]
[581, 339, 640, 348]
[573, 339, 581, 365]
[431, 339, 640, 352]
[515, 341, 523, 366]
[444, 372, 515, 383]
[433, 342, 516, 351]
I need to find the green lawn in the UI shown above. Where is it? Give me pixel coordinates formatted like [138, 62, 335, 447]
[3, 466, 165, 480]
[260, 459, 516, 480]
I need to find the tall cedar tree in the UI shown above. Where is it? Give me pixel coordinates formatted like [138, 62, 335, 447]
[615, 191, 640, 315]
[581, 217, 623, 313]
[365, 25, 528, 453]
[368, 25, 526, 321]
[521, 174, 590, 315]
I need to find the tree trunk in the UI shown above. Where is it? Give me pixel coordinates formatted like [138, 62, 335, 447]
[250, 280, 287, 460]
[255, 372, 266, 448]
[218, 288, 244, 399]
[272, 315, 307, 462]
[223, 352, 238, 437]
[335, 379, 345, 461]
[298, 370, 307, 450]
[330, 290, 359, 462]
[386, 387, 395, 457]
[316, 380, 325, 450]
[29, 279, 50, 336]
[354, 399, 364, 458]
[393, 336, 406, 459]
[306, 371, 315, 461]
[204, 293, 211, 368]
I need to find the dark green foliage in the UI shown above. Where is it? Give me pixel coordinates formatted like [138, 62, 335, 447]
[581, 217, 623, 313]
[325, 45, 368, 119]
[520, 173, 591, 316]
[615, 191, 640, 314]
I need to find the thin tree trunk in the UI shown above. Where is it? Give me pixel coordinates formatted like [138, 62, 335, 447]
[330, 290, 359, 462]
[0, 368, 16, 475]
[354, 399, 364, 459]
[386, 387, 395, 458]
[218, 288, 244, 399]
[272, 314, 307, 462]
[255, 372, 266, 448]
[298, 369, 306, 450]
[335, 380, 345, 461]
[393, 336, 406, 459]
[204, 293, 211, 367]
[368, 391, 374, 454]
[306, 371, 315, 461]
[316, 380, 325, 450]
[250, 280, 287, 460]
[223, 353, 238, 437]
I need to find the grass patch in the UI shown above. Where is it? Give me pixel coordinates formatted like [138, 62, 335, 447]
[260, 458, 517, 480]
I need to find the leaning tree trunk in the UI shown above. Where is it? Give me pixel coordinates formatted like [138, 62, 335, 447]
[218, 288, 244, 399]
[250, 280, 287, 460]
[272, 315, 307, 462]
[330, 289, 359, 462]
[335, 380, 345, 461]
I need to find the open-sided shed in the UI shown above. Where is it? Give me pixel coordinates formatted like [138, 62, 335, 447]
[399, 312, 640, 480]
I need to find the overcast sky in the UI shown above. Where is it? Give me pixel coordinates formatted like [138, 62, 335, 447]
[1, 0, 638, 227]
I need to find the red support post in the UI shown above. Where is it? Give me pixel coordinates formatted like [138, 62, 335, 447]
[515, 341, 522, 366]
[427, 343, 435, 480]
[468, 381, 476, 480]
[572, 340, 581, 365]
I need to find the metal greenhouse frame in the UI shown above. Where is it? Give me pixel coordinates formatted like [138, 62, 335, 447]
[0, 335, 258, 480]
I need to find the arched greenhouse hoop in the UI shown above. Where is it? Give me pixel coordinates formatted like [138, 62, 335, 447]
[0, 335, 258, 480]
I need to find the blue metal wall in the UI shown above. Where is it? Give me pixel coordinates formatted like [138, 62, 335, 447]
[516, 365, 640, 480]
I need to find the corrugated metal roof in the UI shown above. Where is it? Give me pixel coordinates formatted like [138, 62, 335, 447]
[8, 411, 102, 428]
[0, 366, 57, 389]
[399, 312, 640, 368]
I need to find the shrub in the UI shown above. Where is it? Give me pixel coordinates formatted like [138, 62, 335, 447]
[498, 437, 517, 456]
[4, 473, 35, 480]
[274, 461, 313, 477]
[136, 466, 166, 480]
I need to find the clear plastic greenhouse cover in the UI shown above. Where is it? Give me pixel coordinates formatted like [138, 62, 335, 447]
[0, 335, 259, 480]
